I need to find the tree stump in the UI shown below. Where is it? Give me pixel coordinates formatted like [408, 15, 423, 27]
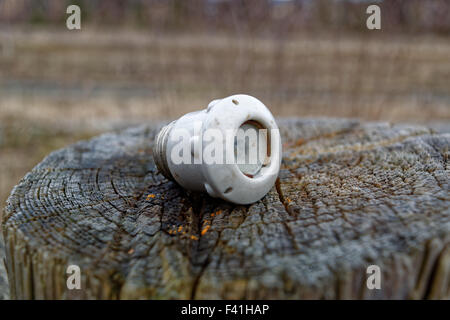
[2, 119, 449, 300]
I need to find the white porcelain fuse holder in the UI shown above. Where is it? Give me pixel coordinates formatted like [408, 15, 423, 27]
[153, 94, 282, 205]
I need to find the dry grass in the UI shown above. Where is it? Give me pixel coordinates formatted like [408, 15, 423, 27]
[0, 27, 449, 218]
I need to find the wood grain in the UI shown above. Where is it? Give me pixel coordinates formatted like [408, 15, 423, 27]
[2, 119, 449, 299]
[0, 233, 8, 299]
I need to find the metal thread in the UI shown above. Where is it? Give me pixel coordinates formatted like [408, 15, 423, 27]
[153, 121, 176, 181]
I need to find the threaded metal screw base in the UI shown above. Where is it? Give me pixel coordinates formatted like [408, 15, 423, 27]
[153, 121, 176, 181]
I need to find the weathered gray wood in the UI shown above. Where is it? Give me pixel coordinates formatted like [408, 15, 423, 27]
[0, 234, 9, 299]
[2, 119, 449, 299]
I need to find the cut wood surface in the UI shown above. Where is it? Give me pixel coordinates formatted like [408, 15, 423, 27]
[2, 119, 449, 299]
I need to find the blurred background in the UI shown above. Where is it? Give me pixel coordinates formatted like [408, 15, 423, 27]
[0, 0, 449, 217]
